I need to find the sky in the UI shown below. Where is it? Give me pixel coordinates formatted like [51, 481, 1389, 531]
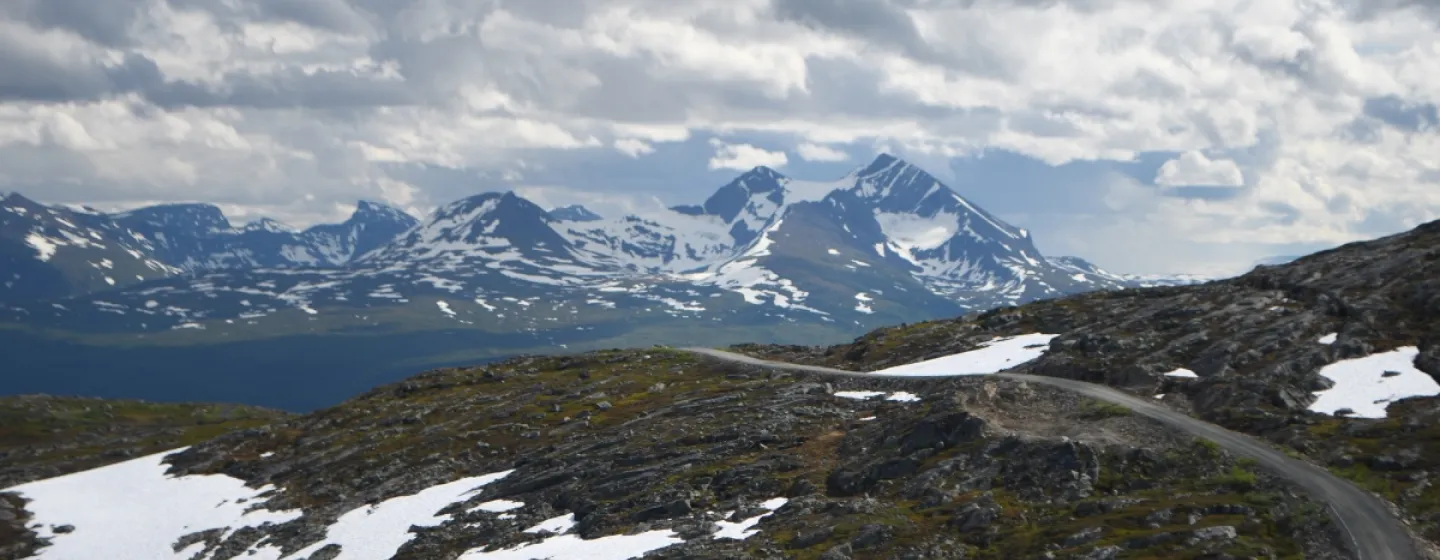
[1, 0, 1438, 275]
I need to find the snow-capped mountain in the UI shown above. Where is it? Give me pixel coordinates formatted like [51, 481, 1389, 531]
[549, 204, 603, 222]
[0, 193, 180, 302]
[550, 154, 1133, 310]
[115, 200, 418, 272]
[363, 192, 581, 275]
[1, 154, 1170, 339]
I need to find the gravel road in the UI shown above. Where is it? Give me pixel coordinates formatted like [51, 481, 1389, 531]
[683, 347, 1425, 560]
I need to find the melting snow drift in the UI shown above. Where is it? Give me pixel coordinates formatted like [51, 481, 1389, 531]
[287, 471, 515, 560]
[834, 390, 921, 402]
[5, 448, 301, 559]
[1309, 346, 1440, 418]
[6, 448, 797, 560]
[870, 333, 1058, 376]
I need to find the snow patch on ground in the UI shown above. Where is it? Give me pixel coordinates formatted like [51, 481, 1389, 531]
[714, 497, 789, 540]
[437, 301, 456, 317]
[5, 448, 300, 559]
[460, 529, 683, 560]
[869, 333, 1058, 376]
[834, 391, 922, 402]
[834, 391, 886, 400]
[470, 500, 525, 513]
[1318, 332, 1338, 345]
[525, 513, 577, 534]
[288, 471, 515, 560]
[1164, 368, 1199, 378]
[1309, 347, 1440, 418]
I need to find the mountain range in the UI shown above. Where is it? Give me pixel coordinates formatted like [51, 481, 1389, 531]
[0, 155, 1201, 410]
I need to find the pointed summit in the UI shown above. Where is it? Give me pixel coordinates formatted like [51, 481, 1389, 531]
[857, 153, 903, 177]
[744, 165, 786, 182]
[551, 204, 603, 222]
[349, 200, 418, 227]
[363, 190, 574, 264]
[700, 167, 790, 223]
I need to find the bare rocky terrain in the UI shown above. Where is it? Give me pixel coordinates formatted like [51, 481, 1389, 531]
[740, 218, 1440, 548]
[2, 349, 1344, 559]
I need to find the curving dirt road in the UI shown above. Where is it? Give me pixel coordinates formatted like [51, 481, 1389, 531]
[682, 347, 1425, 560]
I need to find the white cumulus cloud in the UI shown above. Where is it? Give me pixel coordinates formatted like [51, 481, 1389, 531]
[707, 139, 788, 171]
[1155, 151, 1246, 187]
[796, 142, 849, 162]
[613, 138, 655, 158]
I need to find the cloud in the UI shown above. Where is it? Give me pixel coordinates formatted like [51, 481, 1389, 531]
[796, 142, 849, 162]
[1155, 151, 1246, 188]
[707, 138, 788, 170]
[0, 0, 1437, 273]
[613, 138, 655, 158]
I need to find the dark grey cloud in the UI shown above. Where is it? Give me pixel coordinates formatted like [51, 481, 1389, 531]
[2, 0, 380, 48]
[1336, 0, 1440, 22]
[0, 0, 145, 47]
[0, 37, 161, 103]
[891, 0, 1160, 13]
[1362, 95, 1439, 132]
[0, 38, 416, 111]
[770, 0, 1013, 78]
[147, 68, 421, 110]
[0, 0, 415, 109]
[771, 0, 928, 52]
[162, 0, 382, 34]
[245, 0, 376, 34]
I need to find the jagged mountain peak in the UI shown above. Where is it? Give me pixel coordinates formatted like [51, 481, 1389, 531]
[845, 154, 1029, 241]
[350, 200, 415, 224]
[428, 191, 544, 224]
[699, 167, 792, 223]
[0, 192, 39, 208]
[364, 190, 575, 265]
[550, 204, 603, 222]
[740, 165, 786, 184]
[857, 152, 903, 174]
[241, 218, 297, 234]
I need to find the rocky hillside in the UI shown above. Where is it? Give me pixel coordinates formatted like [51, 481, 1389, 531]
[0, 395, 290, 489]
[2, 350, 1344, 559]
[740, 217, 1440, 545]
